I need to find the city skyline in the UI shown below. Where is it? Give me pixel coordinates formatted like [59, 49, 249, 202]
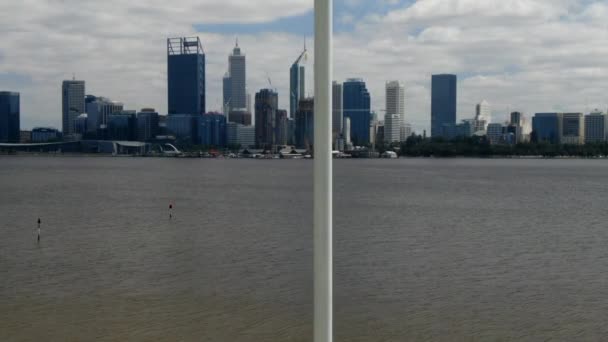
[1, 1, 608, 132]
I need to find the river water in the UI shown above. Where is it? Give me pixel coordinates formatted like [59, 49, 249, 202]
[2, 156, 608, 341]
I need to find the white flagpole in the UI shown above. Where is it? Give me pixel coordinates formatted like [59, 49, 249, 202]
[314, 0, 333, 341]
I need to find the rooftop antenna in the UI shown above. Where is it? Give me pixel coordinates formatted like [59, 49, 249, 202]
[235, 36, 239, 48]
[72, 73, 75, 81]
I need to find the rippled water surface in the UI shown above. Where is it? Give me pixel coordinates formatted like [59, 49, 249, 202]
[2, 156, 608, 341]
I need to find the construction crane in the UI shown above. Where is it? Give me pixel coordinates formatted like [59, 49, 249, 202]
[292, 38, 308, 66]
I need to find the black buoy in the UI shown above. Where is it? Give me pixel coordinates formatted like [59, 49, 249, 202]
[37, 218, 41, 243]
[169, 204, 173, 219]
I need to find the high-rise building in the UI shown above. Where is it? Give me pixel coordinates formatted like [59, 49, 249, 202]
[343, 79, 371, 145]
[228, 109, 252, 126]
[222, 73, 231, 113]
[476, 100, 491, 125]
[276, 109, 289, 146]
[332, 81, 343, 138]
[510, 111, 522, 126]
[561, 113, 584, 145]
[86, 97, 124, 134]
[198, 113, 227, 147]
[167, 37, 205, 115]
[384, 114, 401, 143]
[166, 114, 198, 142]
[227, 40, 246, 111]
[584, 111, 607, 144]
[255, 89, 278, 148]
[386, 81, 405, 141]
[227, 122, 255, 149]
[0, 91, 20, 143]
[74, 114, 88, 136]
[295, 98, 314, 150]
[431, 74, 457, 138]
[486, 123, 504, 145]
[532, 113, 562, 144]
[107, 111, 137, 141]
[62, 80, 85, 135]
[290, 46, 307, 118]
[137, 109, 159, 142]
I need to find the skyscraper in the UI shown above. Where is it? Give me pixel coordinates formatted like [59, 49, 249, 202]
[290, 45, 307, 118]
[431, 74, 457, 138]
[62, 80, 85, 135]
[167, 37, 205, 115]
[295, 98, 314, 150]
[332, 81, 343, 138]
[276, 109, 289, 146]
[343, 79, 371, 145]
[228, 40, 246, 111]
[532, 113, 562, 144]
[255, 89, 278, 149]
[585, 110, 607, 144]
[476, 100, 491, 124]
[222, 73, 231, 113]
[386, 81, 405, 142]
[384, 114, 401, 143]
[0, 91, 20, 143]
[561, 113, 584, 145]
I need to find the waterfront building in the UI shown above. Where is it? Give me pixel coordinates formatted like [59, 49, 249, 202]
[31, 127, 61, 143]
[276, 109, 289, 146]
[386, 81, 406, 141]
[74, 113, 88, 136]
[561, 112, 584, 145]
[332, 81, 343, 139]
[137, 109, 159, 142]
[486, 123, 504, 145]
[295, 98, 314, 150]
[166, 114, 197, 143]
[254, 89, 278, 149]
[167, 37, 205, 115]
[431, 74, 457, 138]
[532, 113, 562, 144]
[584, 110, 607, 144]
[227, 122, 255, 149]
[198, 113, 227, 147]
[62, 80, 85, 135]
[228, 109, 252, 126]
[0, 91, 20, 143]
[107, 111, 137, 141]
[384, 114, 401, 143]
[343, 78, 371, 145]
[86, 97, 124, 134]
[290, 46, 307, 118]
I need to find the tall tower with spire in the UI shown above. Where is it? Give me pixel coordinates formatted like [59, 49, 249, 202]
[225, 38, 246, 112]
[290, 40, 307, 119]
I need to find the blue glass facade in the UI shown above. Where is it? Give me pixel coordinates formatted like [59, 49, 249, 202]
[431, 74, 457, 138]
[532, 113, 561, 144]
[290, 64, 305, 118]
[107, 112, 137, 141]
[0, 91, 20, 143]
[343, 79, 371, 145]
[166, 114, 197, 143]
[167, 37, 205, 115]
[198, 113, 227, 147]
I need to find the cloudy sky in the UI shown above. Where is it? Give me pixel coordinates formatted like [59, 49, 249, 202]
[1, 0, 607, 132]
